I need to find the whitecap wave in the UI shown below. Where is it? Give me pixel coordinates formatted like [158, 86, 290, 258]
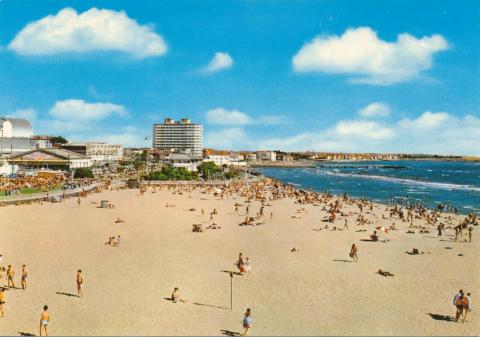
[318, 171, 480, 192]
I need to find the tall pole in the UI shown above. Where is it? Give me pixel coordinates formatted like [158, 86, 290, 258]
[229, 271, 233, 310]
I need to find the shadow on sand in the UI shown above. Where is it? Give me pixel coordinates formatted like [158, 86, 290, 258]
[221, 270, 243, 276]
[332, 259, 353, 263]
[18, 332, 35, 336]
[220, 329, 242, 336]
[56, 291, 79, 298]
[427, 313, 455, 322]
[193, 302, 229, 310]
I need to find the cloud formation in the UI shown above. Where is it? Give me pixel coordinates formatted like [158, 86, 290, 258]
[206, 108, 252, 125]
[292, 27, 448, 84]
[202, 52, 233, 73]
[359, 102, 391, 118]
[205, 108, 287, 126]
[49, 99, 127, 121]
[205, 111, 480, 156]
[8, 8, 167, 58]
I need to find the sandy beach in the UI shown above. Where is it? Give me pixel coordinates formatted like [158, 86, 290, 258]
[0, 181, 478, 336]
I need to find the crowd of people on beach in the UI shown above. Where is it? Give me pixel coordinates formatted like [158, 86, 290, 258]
[0, 174, 477, 335]
[0, 174, 65, 195]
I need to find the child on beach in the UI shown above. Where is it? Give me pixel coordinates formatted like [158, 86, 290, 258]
[244, 258, 251, 274]
[242, 308, 253, 336]
[39, 305, 50, 336]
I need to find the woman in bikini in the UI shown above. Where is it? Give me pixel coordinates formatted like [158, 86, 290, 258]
[21, 265, 28, 290]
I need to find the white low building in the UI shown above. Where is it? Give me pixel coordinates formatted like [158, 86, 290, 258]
[256, 151, 277, 162]
[61, 142, 123, 164]
[204, 155, 247, 167]
[7, 148, 92, 174]
[166, 153, 203, 172]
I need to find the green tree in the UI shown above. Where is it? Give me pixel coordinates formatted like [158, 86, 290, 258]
[197, 161, 219, 180]
[144, 165, 198, 181]
[50, 136, 68, 144]
[74, 167, 94, 178]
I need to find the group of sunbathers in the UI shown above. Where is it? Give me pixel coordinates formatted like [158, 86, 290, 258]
[105, 235, 121, 246]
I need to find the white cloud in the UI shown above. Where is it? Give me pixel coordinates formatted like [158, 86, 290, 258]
[359, 102, 391, 118]
[49, 99, 127, 121]
[202, 52, 233, 73]
[334, 120, 394, 139]
[398, 111, 449, 130]
[8, 7, 167, 58]
[7, 108, 38, 120]
[206, 112, 480, 156]
[206, 108, 252, 125]
[205, 107, 287, 126]
[84, 126, 146, 147]
[292, 27, 448, 84]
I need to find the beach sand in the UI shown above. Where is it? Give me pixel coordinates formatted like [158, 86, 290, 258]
[0, 184, 478, 336]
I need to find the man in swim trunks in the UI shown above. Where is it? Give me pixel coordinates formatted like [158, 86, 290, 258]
[77, 270, 83, 298]
[454, 291, 465, 322]
[6, 265, 15, 288]
[21, 265, 28, 290]
[39, 305, 49, 336]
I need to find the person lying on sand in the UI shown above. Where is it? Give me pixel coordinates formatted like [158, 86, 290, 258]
[115, 218, 125, 223]
[207, 223, 221, 229]
[377, 269, 394, 277]
[291, 247, 299, 252]
[171, 287, 187, 303]
[192, 224, 203, 232]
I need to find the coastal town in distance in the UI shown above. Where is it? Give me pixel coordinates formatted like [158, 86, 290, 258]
[0, 1, 479, 336]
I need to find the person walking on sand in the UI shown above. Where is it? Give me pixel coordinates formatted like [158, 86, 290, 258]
[349, 244, 358, 261]
[39, 305, 50, 336]
[344, 218, 348, 230]
[454, 291, 465, 322]
[21, 265, 28, 290]
[77, 197, 81, 207]
[6, 265, 15, 288]
[242, 308, 253, 336]
[0, 288, 5, 318]
[464, 293, 472, 322]
[468, 227, 472, 242]
[76, 270, 83, 298]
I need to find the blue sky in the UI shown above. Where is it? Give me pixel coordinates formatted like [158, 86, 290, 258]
[0, 0, 479, 155]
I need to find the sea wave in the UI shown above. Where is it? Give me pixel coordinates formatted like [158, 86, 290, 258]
[317, 171, 480, 192]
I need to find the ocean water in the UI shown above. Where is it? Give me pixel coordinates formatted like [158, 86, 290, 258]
[255, 160, 480, 215]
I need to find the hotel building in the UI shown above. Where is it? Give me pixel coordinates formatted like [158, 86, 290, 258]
[153, 118, 203, 157]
